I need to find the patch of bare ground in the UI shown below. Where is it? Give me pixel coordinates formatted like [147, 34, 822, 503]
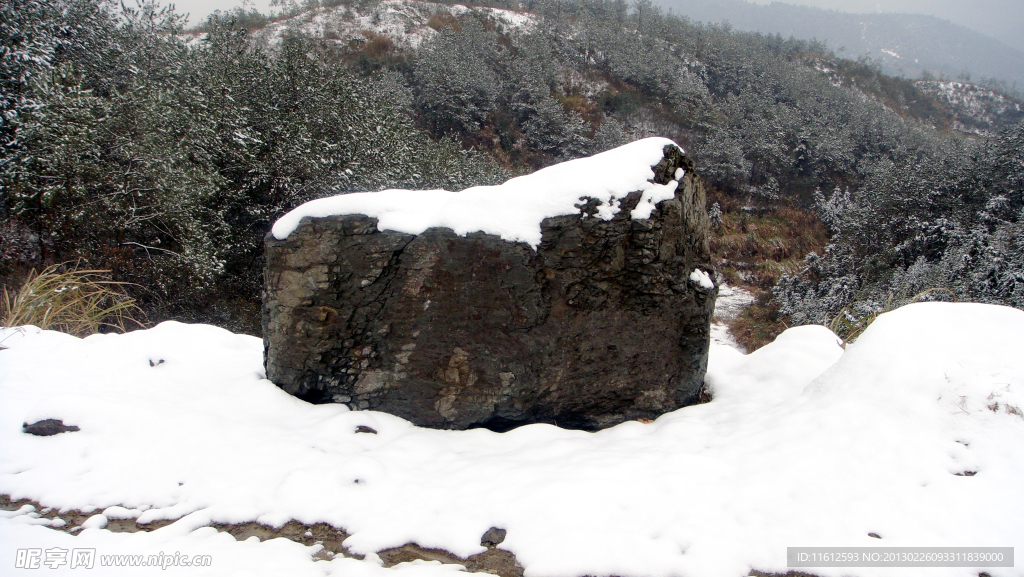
[708, 190, 829, 352]
[3, 493, 833, 577]
[0, 495, 174, 533]
[2, 494, 522, 575]
[0, 493, 846, 577]
[211, 520, 359, 561]
[726, 291, 790, 353]
[378, 543, 523, 577]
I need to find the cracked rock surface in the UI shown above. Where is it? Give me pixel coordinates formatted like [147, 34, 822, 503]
[263, 145, 715, 430]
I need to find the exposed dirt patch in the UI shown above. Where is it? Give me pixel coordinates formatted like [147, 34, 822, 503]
[726, 291, 790, 353]
[707, 190, 829, 352]
[378, 542, 524, 577]
[0, 495, 175, 534]
[1, 495, 522, 573]
[4, 494, 824, 577]
[211, 520, 359, 560]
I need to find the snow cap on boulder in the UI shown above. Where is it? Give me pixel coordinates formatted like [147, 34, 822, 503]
[272, 137, 686, 248]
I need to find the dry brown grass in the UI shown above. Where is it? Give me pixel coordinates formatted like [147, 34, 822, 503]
[359, 31, 395, 58]
[1, 263, 146, 337]
[709, 195, 829, 290]
[427, 13, 459, 31]
[726, 293, 790, 353]
[708, 190, 829, 351]
[557, 94, 597, 119]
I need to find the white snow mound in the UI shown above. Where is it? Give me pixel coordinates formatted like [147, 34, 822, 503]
[271, 138, 682, 248]
[689, 268, 714, 290]
[1, 301, 1023, 577]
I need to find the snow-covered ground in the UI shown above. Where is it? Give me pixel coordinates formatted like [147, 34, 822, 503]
[710, 283, 755, 351]
[2, 302, 1023, 576]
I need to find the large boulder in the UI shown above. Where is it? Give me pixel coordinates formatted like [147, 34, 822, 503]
[263, 138, 716, 430]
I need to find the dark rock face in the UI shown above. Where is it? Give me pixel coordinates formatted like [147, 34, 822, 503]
[263, 145, 716, 431]
[23, 419, 80, 436]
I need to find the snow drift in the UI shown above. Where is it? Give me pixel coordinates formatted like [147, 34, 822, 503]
[1, 301, 1022, 576]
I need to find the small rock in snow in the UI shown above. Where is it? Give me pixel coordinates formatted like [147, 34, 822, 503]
[481, 527, 507, 547]
[23, 419, 80, 436]
[355, 425, 378, 434]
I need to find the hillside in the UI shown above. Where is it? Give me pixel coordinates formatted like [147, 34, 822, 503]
[914, 80, 1024, 136]
[248, 0, 536, 50]
[3, 0, 1023, 351]
[656, 0, 1024, 90]
[221, 0, 1024, 347]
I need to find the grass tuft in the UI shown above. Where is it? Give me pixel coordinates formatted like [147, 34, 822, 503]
[1, 264, 146, 337]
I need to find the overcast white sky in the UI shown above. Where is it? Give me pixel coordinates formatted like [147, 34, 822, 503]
[168, 0, 1023, 51]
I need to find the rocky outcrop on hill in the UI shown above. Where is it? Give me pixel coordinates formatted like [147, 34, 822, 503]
[263, 141, 715, 430]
